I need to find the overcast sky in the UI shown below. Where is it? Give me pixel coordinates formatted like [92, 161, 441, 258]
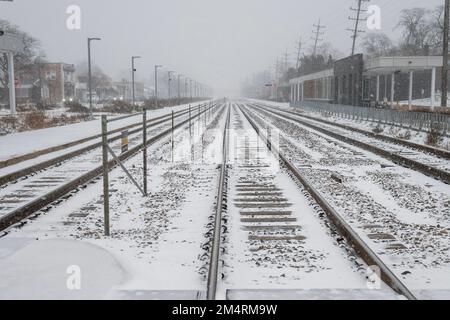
[1, 0, 444, 97]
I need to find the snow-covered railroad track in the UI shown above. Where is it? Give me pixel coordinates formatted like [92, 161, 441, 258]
[251, 103, 450, 184]
[269, 105, 450, 161]
[0, 103, 218, 232]
[0, 104, 206, 187]
[243, 102, 450, 299]
[207, 103, 408, 300]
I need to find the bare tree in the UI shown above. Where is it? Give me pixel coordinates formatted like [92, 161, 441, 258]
[427, 5, 445, 54]
[76, 62, 112, 89]
[362, 33, 396, 57]
[0, 19, 42, 101]
[396, 8, 432, 55]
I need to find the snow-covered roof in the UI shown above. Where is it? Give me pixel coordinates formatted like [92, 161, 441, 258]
[289, 68, 334, 84]
[364, 56, 443, 74]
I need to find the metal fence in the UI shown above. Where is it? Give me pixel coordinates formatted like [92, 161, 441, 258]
[291, 101, 450, 135]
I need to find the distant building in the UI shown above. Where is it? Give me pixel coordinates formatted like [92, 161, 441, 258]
[15, 62, 76, 105]
[40, 63, 75, 104]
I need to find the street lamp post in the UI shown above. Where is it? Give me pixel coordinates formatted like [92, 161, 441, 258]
[154, 65, 162, 108]
[131, 56, 141, 106]
[190, 79, 193, 100]
[185, 77, 190, 100]
[88, 37, 101, 115]
[168, 71, 174, 107]
[177, 74, 183, 106]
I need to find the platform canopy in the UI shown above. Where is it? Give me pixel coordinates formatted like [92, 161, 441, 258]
[364, 56, 443, 110]
[364, 56, 443, 75]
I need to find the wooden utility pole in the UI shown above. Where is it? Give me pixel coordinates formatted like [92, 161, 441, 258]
[347, 0, 369, 56]
[442, 0, 449, 108]
[295, 36, 303, 70]
[311, 19, 325, 55]
[284, 49, 289, 72]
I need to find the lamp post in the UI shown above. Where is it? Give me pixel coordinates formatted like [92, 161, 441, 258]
[177, 74, 183, 105]
[190, 79, 193, 100]
[168, 71, 174, 107]
[185, 77, 190, 100]
[154, 65, 162, 108]
[88, 37, 101, 115]
[131, 56, 141, 106]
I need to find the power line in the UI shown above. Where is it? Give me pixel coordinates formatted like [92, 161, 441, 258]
[347, 0, 370, 56]
[311, 19, 326, 55]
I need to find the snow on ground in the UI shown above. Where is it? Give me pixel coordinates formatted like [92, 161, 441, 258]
[244, 101, 450, 299]
[0, 238, 124, 299]
[398, 97, 449, 108]
[290, 108, 450, 151]
[0, 103, 225, 299]
[217, 104, 397, 299]
[0, 101, 210, 162]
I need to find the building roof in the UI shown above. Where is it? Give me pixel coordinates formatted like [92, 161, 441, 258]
[289, 68, 334, 84]
[364, 56, 443, 75]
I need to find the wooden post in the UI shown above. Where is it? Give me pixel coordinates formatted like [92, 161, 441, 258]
[171, 110, 174, 162]
[101, 115, 110, 236]
[189, 104, 192, 135]
[143, 109, 148, 196]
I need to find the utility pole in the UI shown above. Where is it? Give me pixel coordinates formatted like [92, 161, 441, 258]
[131, 56, 141, 106]
[442, 0, 450, 108]
[284, 49, 289, 72]
[177, 74, 182, 105]
[185, 77, 190, 99]
[87, 37, 101, 115]
[295, 36, 303, 70]
[311, 19, 326, 55]
[347, 0, 369, 56]
[168, 71, 174, 107]
[154, 65, 162, 108]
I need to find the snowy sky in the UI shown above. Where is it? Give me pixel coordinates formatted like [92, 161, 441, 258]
[0, 0, 444, 97]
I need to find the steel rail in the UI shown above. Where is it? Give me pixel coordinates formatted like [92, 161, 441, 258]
[0, 103, 222, 232]
[238, 103, 417, 300]
[0, 105, 206, 187]
[0, 102, 209, 170]
[251, 104, 450, 185]
[206, 104, 230, 300]
[260, 103, 450, 160]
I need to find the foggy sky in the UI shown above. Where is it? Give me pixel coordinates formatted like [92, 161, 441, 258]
[1, 0, 444, 97]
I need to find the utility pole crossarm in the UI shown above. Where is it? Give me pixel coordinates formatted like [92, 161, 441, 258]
[312, 19, 326, 55]
[295, 36, 303, 70]
[348, 0, 370, 56]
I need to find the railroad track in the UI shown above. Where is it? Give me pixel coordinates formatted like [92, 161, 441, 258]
[205, 102, 416, 300]
[269, 104, 450, 160]
[0, 102, 210, 187]
[250, 103, 450, 185]
[0, 102, 220, 232]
